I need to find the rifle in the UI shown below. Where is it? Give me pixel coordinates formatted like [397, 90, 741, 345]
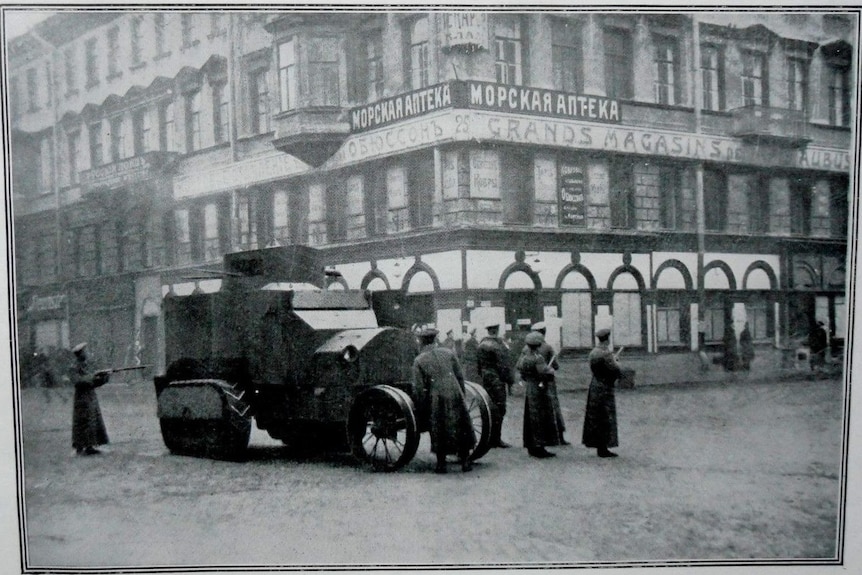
[613, 347, 625, 362]
[95, 365, 151, 379]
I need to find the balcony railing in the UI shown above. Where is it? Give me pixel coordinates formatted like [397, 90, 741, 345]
[729, 105, 811, 148]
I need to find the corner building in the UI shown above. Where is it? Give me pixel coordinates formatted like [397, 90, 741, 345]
[10, 11, 855, 374]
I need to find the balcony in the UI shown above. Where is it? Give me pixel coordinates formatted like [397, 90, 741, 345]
[729, 105, 811, 148]
[272, 107, 351, 167]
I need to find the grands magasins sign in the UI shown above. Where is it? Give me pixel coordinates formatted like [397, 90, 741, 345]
[349, 80, 622, 133]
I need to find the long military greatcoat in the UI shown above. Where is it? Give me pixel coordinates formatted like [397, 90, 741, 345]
[476, 336, 513, 440]
[521, 340, 566, 439]
[412, 344, 476, 456]
[516, 348, 562, 449]
[581, 343, 621, 449]
[72, 360, 109, 450]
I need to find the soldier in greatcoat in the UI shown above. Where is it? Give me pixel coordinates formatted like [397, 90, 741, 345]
[462, 328, 479, 382]
[476, 323, 514, 448]
[525, 322, 569, 445]
[517, 332, 561, 458]
[71, 343, 110, 455]
[412, 328, 476, 473]
[582, 328, 622, 458]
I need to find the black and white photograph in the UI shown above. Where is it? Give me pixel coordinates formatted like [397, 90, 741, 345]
[1, 4, 860, 573]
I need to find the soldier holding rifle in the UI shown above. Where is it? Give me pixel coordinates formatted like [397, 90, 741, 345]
[71, 342, 148, 456]
[582, 329, 623, 458]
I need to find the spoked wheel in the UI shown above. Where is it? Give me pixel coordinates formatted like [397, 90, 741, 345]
[464, 381, 493, 462]
[348, 385, 419, 471]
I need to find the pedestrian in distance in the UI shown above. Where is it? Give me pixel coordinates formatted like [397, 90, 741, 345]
[582, 328, 621, 458]
[739, 322, 755, 371]
[808, 320, 829, 372]
[517, 331, 562, 458]
[525, 322, 569, 445]
[722, 322, 740, 372]
[71, 343, 110, 456]
[462, 327, 479, 382]
[442, 328, 462, 360]
[476, 323, 515, 448]
[412, 327, 476, 473]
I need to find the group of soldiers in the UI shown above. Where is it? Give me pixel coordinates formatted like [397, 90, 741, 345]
[412, 321, 623, 473]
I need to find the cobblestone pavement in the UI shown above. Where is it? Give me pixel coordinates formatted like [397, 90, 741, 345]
[16, 375, 846, 570]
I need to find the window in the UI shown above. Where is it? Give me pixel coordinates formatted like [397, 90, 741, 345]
[656, 293, 687, 346]
[159, 101, 176, 151]
[828, 66, 850, 127]
[278, 39, 297, 111]
[703, 168, 727, 231]
[326, 181, 348, 242]
[154, 14, 167, 57]
[122, 221, 147, 271]
[181, 14, 195, 48]
[612, 285, 642, 346]
[703, 295, 727, 343]
[132, 109, 146, 155]
[494, 15, 524, 85]
[501, 150, 533, 224]
[26, 67, 38, 111]
[309, 37, 340, 106]
[9, 76, 20, 119]
[365, 168, 388, 237]
[551, 19, 581, 93]
[787, 58, 808, 113]
[273, 190, 291, 244]
[746, 298, 771, 341]
[701, 44, 724, 111]
[67, 131, 80, 185]
[653, 35, 679, 105]
[658, 166, 683, 230]
[364, 31, 384, 100]
[212, 84, 229, 143]
[107, 27, 121, 77]
[407, 153, 434, 229]
[203, 203, 220, 261]
[741, 51, 767, 107]
[174, 209, 192, 265]
[109, 116, 124, 162]
[790, 177, 812, 236]
[88, 122, 103, 166]
[235, 192, 258, 249]
[748, 175, 770, 233]
[609, 159, 635, 229]
[40, 138, 53, 191]
[43, 62, 52, 109]
[831, 176, 849, 238]
[251, 70, 271, 134]
[407, 17, 430, 89]
[185, 91, 202, 152]
[604, 28, 632, 99]
[131, 15, 144, 65]
[85, 38, 99, 87]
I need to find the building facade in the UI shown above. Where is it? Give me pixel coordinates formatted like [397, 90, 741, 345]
[9, 11, 856, 372]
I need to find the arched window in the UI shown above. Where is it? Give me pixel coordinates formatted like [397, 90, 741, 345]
[612, 273, 642, 347]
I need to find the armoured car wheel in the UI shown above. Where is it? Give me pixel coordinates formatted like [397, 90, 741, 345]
[464, 381, 493, 462]
[348, 385, 419, 471]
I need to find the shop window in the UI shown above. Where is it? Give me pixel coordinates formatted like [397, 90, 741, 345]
[278, 39, 297, 112]
[741, 50, 768, 107]
[326, 181, 348, 242]
[658, 166, 683, 230]
[89, 122, 103, 167]
[159, 101, 176, 152]
[251, 70, 271, 134]
[107, 26, 121, 78]
[213, 83, 229, 144]
[604, 28, 632, 99]
[131, 15, 144, 65]
[703, 294, 728, 343]
[653, 35, 679, 105]
[185, 91, 202, 152]
[790, 177, 812, 236]
[609, 159, 635, 229]
[701, 44, 726, 111]
[551, 18, 581, 93]
[494, 15, 524, 86]
[827, 66, 850, 127]
[656, 292, 688, 347]
[407, 153, 434, 228]
[787, 57, 808, 113]
[561, 280, 593, 349]
[174, 209, 192, 265]
[406, 17, 430, 89]
[85, 37, 99, 88]
[748, 175, 770, 233]
[703, 168, 727, 232]
[612, 290, 642, 347]
[746, 297, 773, 341]
[501, 150, 533, 224]
[34, 319, 69, 350]
[308, 37, 340, 106]
[109, 116, 124, 162]
[365, 168, 388, 237]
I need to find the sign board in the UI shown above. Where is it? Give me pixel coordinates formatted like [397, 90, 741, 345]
[558, 163, 587, 226]
[440, 13, 489, 52]
[28, 294, 66, 313]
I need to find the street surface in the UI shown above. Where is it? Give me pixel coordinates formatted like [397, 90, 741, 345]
[18, 375, 845, 569]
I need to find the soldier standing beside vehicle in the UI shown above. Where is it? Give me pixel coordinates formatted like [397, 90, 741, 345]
[476, 323, 514, 448]
[517, 332, 561, 458]
[582, 328, 622, 458]
[412, 327, 476, 473]
[462, 328, 479, 382]
[71, 342, 110, 456]
[526, 322, 569, 445]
